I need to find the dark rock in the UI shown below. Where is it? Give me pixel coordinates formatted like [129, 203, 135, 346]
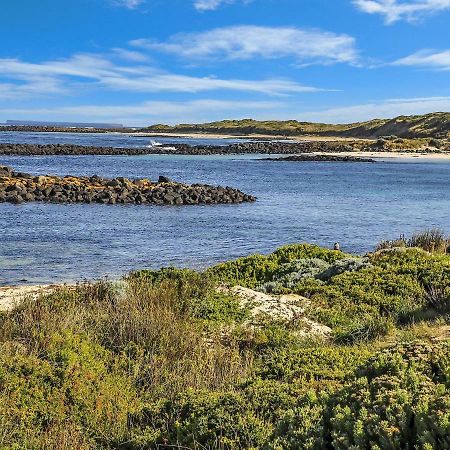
[0, 166, 256, 207]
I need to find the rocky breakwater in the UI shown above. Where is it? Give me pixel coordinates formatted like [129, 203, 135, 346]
[0, 166, 256, 206]
[0, 143, 150, 156]
[0, 141, 359, 156]
[171, 141, 358, 155]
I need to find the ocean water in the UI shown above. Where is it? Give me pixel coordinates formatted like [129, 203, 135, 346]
[1, 132, 450, 285]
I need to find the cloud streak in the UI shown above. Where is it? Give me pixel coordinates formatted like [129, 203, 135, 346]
[393, 49, 450, 69]
[0, 99, 284, 126]
[193, 0, 250, 11]
[353, 0, 450, 24]
[132, 26, 358, 65]
[112, 0, 145, 9]
[300, 96, 450, 123]
[0, 51, 325, 101]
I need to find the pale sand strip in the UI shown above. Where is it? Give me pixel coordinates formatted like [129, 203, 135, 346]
[122, 131, 365, 142]
[0, 285, 62, 311]
[321, 151, 450, 161]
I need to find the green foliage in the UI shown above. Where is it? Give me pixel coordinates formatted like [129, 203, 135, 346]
[146, 112, 450, 139]
[259, 257, 371, 293]
[1, 241, 450, 448]
[207, 243, 346, 288]
[0, 332, 136, 449]
[327, 342, 450, 449]
[255, 345, 374, 382]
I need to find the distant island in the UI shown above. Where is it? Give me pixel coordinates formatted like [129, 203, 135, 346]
[2, 119, 124, 129]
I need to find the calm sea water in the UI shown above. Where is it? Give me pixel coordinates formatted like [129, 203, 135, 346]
[1, 132, 450, 285]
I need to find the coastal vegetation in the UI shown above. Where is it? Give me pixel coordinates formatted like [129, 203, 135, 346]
[1, 231, 450, 448]
[145, 112, 450, 140]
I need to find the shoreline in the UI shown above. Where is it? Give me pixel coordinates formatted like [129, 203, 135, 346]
[124, 131, 367, 142]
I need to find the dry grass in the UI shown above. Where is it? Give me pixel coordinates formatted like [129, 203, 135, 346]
[376, 228, 450, 253]
[0, 278, 252, 398]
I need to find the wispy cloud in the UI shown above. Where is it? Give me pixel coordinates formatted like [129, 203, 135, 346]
[112, 0, 145, 9]
[393, 49, 450, 69]
[0, 51, 325, 101]
[111, 0, 250, 11]
[353, 0, 450, 24]
[0, 99, 284, 126]
[300, 96, 450, 123]
[132, 26, 358, 65]
[193, 0, 250, 11]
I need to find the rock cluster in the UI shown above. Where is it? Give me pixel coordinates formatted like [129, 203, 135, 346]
[0, 166, 256, 206]
[263, 154, 376, 163]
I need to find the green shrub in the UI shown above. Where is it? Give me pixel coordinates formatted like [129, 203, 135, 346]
[0, 332, 136, 449]
[1, 241, 450, 449]
[207, 244, 347, 288]
[327, 342, 450, 449]
[256, 345, 374, 382]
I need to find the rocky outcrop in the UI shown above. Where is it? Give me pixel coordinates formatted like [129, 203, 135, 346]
[226, 285, 332, 338]
[263, 154, 376, 162]
[0, 166, 256, 206]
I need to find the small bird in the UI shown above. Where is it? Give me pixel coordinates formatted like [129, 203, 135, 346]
[334, 242, 341, 251]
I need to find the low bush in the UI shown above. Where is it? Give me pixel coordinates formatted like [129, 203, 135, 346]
[1, 240, 450, 448]
[206, 244, 346, 288]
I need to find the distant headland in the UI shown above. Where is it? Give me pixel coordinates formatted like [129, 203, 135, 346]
[1, 112, 449, 140]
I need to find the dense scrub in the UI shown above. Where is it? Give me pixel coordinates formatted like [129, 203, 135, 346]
[1, 239, 450, 448]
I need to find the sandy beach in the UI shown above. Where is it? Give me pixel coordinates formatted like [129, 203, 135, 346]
[327, 151, 450, 161]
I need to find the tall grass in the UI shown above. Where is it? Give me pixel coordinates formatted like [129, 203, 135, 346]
[0, 277, 253, 448]
[376, 228, 450, 253]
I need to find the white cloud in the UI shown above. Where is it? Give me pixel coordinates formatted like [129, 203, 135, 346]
[0, 52, 325, 100]
[112, 48, 151, 62]
[112, 0, 145, 9]
[193, 0, 250, 11]
[0, 99, 284, 126]
[353, 0, 450, 24]
[132, 26, 358, 65]
[4, 95, 448, 126]
[393, 49, 450, 69]
[300, 96, 450, 123]
[110, 0, 250, 11]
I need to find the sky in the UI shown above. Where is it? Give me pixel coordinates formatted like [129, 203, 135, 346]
[0, 0, 449, 126]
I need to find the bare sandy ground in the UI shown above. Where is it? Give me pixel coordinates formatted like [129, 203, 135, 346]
[322, 151, 450, 161]
[0, 285, 61, 311]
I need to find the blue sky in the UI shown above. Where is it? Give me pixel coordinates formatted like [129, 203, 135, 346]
[1, 0, 450, 125]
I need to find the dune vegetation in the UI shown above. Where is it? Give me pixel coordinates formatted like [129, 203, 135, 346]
[146, 112, 450, 140]
[1, 230, 450, 449]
